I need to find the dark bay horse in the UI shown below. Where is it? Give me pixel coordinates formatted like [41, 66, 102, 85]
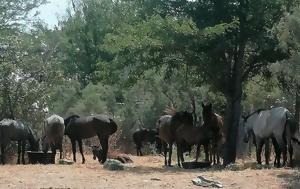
[64, 114, 118, 164]
[157, 110, 194, 166]
[132, 128, 161, 156]
[0, 119, 39, 164]
[202, 103, 224, 164]
[42, 114, 65, 159]
[176, 123, 212, 166]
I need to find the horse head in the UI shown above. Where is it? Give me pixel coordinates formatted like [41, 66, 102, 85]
[25, 124, 40, 151]
[202, 102, 213, 123]
[172, 111, 194, 127]
[91, 145, 105, 162]
[241, 115, 253, 143]
[41, 135, 49, 153]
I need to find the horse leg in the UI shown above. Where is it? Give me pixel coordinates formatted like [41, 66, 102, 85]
[179, 142, 185, 165]
[136, 145, 139, 156]
[168, 142, 173, 166]
[209, 143, 213, 163]
[264, 138, 270, 165]
[176, 141, 185, 167]
[78, 139, 85, 164]
[288, 141, 293, 167]
[17, 140, 21, 164]
[256, 137, 263, 165]
[99, 136, 109, 163]
[271, 137, 280, 167]
[71, 139, 77, 162]
[275, 134, 287, 167]
[51, 145, 56, 163]
[162, 142, 168, 166]
[204, 144, 209, 162]
[195, 144, 200, 162]
[21, 141, 26, 164]
[139, 145, 143, 156]
[213, 142, 216, 165]
[1, 144, 5, 165]
[59, 142, 63, 159]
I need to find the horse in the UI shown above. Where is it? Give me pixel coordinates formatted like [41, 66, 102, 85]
[0, 119, 39, 164]
[132, 128, 160, 156]
[242, 107, 300, 167]
[156, 110, 194, 166]
[176, 123, 213, 166]
[64, 114, 118, 164]
[42, 114, 65, 160]
[202, 103, 224, 164]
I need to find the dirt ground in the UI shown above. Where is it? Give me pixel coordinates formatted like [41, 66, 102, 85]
[0, 154, 300, 189]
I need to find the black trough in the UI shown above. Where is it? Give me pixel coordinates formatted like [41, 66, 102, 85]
[27, 151, 56, 164]
[181, 161, 211, 169]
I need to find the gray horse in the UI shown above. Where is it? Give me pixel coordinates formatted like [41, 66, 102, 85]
[42, 114, 65, 160]
[0, 119, 39, 164]
[243, 107, 300, 167]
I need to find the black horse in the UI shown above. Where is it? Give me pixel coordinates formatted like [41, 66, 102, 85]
[132, 128, 161, 156]
[0, 119, 39, 164]
[64, 114, 118, 164]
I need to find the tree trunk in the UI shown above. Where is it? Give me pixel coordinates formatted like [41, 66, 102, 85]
[223, 95, 242, 165]
[223, 41, 245, 165]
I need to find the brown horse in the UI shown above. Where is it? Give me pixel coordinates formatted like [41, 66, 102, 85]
[64, 114, 118, 164]
[157, 109, 194, 166]
[176, 123, 213, 166]
[202, 103, 224, 164]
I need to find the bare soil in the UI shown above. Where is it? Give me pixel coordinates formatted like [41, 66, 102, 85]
[0, 154, 299, 189]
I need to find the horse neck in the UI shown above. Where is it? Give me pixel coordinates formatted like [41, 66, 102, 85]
[204, 112, 217, 125]
[245, 113, 259, 131]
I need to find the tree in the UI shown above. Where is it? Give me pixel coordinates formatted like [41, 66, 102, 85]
[0, 0, 60, 129]
[59, 0, 129, 87]
[272, 8, 300, 125]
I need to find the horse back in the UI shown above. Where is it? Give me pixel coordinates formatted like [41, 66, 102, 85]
[67, 115, 116, 139]
[157, 115, 174, 144]
[0, 119, 27, 142]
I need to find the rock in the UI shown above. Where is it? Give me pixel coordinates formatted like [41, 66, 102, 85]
[225, 163, 239, 171]
[58, 159, 74, 165]
[103, 159, 124, 171]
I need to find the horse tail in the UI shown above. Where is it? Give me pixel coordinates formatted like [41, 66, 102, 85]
[285, 111, 300, 145]
[109, 118, 118, 135]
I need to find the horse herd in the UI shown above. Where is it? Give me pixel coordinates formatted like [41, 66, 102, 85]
[0, 103, 299, 169]
[0, 114, 117, 165]
[134, 104, 300, 168]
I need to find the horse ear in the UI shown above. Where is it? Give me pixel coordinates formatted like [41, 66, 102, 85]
[202, 103, 205, 108]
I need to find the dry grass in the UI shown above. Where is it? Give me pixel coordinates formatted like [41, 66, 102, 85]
[0, 154, 299, 189]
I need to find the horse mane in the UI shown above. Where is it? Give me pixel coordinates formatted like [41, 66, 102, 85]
[64, 114, 80, 125]
[164, 107, 177, 116]
[243, 108, 267, 121]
